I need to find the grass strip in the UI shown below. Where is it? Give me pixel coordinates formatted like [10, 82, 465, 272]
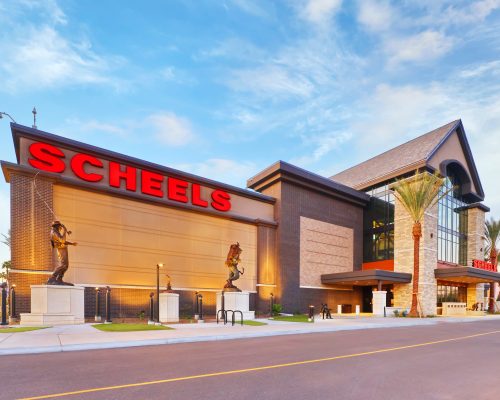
[92, 323, 173, 332]
[0, 326, 49, 333]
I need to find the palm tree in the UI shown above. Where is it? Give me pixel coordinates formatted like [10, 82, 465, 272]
[485, 218, 500, 313]
[391, 171, 445, 317]
[1, 230, 10, 248]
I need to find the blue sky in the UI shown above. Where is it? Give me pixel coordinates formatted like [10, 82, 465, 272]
[1, 0, 500, 263]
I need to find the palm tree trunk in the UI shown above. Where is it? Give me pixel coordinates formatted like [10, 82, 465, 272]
[489, 249, 497, 314]
[409, 221, 422, 317]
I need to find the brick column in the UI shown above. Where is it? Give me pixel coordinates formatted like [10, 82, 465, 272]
[466, 206, 486, 308]
[9, 172, 54, 314]
[393, 199, 438, 316]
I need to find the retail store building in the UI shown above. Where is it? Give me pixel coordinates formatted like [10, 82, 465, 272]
[2, 119, 499, 318]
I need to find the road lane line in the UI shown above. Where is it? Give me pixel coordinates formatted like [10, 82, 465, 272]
[18, 329, 500, 400]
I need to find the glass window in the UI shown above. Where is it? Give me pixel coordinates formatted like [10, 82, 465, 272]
[363, 183, 395, 262]
[437, 172, 468, 265]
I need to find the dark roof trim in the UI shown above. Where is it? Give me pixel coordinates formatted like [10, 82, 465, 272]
[456, 202, 490, 213]
[435, 267, 500, 282]
[247, 160, 370, 205]
[10, 123, 275, 204]
[427, 120, 484, 200]
[321, 270, 412, 284]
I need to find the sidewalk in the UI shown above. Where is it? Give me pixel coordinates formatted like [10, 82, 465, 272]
[1, 315, 499, 356]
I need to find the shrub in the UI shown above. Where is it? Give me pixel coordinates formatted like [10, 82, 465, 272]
[271, 303, 283, 316]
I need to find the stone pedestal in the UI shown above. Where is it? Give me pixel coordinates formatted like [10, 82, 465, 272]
[216, 291, 255, 320]
[20, 285, 84, 326]
[159, 292, 179, 323]
[372, 291, 387, 316]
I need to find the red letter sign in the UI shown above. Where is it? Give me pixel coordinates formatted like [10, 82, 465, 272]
[109, 162, 137, 191]
[168, 177, 189, 203]
[70, 153, 104, 182]
[211, 189, 231, 211]
[191, 183, 208, 208]
[141, 170, 164, 197]
[28, 142, 66, 173]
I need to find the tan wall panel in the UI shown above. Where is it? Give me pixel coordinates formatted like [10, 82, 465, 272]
[300, 216, 353, 288]
[54, 185, 257, 291]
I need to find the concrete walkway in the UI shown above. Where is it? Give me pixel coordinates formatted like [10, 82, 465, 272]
[1, 315, 499, 355]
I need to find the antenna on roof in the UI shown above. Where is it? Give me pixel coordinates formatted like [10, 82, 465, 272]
[32, 107, 37, 129]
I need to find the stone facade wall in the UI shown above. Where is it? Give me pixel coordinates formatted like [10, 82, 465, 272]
[467, 207, 486, 307]
[393, 198, 438, 316]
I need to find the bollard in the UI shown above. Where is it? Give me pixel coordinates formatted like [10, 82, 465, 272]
[105, 286, 112, 323]
[9, 285, 16, 320]
[198, 294, 203, 321]
[355, 305, 360, 316]
[308, 305, 315, 322]
[1, 283, 7, 325]
[94, 287, 101, 322]
[270, 292, 274, 315]
[337, 304, 342, 315]
[149, 292, 155, 323]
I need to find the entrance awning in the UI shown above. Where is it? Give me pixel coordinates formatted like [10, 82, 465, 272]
[321, 269, 412, 286]
[434, 267, 500, 284]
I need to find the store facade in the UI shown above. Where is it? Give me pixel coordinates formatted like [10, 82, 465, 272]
[2, 119, 499, 318]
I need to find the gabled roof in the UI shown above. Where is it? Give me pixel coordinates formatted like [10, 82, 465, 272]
[330, 120, 485, 201]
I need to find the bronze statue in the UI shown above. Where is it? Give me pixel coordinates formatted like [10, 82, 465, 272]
[223, 242, 244, 291]
[47, 221, 77, 286]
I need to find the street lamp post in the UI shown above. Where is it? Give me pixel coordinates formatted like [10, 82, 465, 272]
[156, 263, 164, 323]
[0, 112, 16, 123]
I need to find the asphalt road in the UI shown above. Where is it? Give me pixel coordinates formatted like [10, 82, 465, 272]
[2, 320, 499, 400]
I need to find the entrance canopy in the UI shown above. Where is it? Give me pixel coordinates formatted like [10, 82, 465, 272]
[321, 270, 412, 287]
[434, 267, 500, 284]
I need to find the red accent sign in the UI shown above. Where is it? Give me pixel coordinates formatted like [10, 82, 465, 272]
[472, 259, 496, 272]
[28, 141, 232, 212]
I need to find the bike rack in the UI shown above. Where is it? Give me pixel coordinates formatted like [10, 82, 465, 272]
[232, 310, 243, 326]
[216, 309, 227, 324]
[216, 309, 243, 326]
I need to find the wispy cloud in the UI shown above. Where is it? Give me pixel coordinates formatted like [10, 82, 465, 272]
[174, 158, 257, 187]
[357, 0, 394, 32]
[0, 2, 125, 92]
[148, 112, 196, 147]
[385, 30, 455, 66]
[299, 0, 343, 27]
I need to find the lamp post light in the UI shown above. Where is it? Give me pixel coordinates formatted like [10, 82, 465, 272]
[1, 283, 8, 325]
[149, 292, 155, 324]
[94, 287, 101, 322]
[0, 112, 16, 123]
[9, 284, 16, 321]
[156, 263, 164, 323]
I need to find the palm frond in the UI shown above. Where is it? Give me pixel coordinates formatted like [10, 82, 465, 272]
[390, 171, 446, 223]
[485, 218, 500, 260]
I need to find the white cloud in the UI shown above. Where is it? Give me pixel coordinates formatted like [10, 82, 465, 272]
[174, 159, 257, 187]
[385, 30, 455, 66]
[229, 0, 268, 18]
[226, 65, 315, 99]
[148, 112, 196, 147]
[300, 0, 343, 26]
[459, 60, 500, 78]
[357, 0, 393, 32]
[291, 131, 351, 166]
[0, 1, 125, 93]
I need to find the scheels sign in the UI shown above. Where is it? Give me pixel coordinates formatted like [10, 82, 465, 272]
[472, 259, 496, 272]
[27, 141, 232, 212]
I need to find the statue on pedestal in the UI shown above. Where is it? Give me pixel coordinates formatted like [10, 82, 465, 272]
[47, 221, 77, 286]
[223, 242, 244, 292]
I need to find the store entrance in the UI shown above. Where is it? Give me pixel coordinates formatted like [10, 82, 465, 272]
[362, 287, 372, 313]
